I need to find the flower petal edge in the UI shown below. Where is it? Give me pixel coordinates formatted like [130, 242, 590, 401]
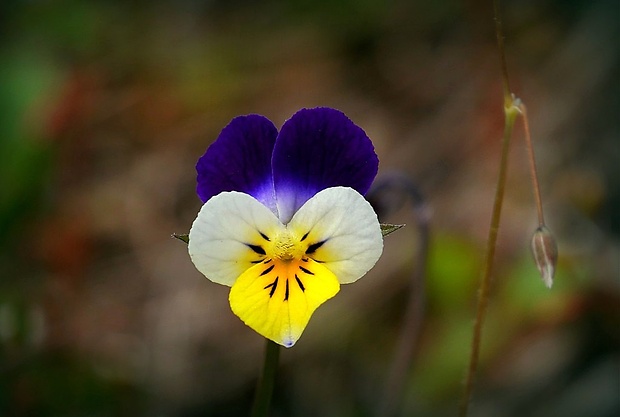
[272, 108, 379, 223]
[196, 115, 278, 213]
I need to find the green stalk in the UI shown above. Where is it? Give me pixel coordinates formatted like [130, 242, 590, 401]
[459, 0, 555, 412]
[251, 339, 280, 417]
[459, 101, 519, 417]
[458, 1, 521, 414]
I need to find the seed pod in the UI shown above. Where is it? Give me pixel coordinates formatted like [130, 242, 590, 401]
[530, 225, 558, 288]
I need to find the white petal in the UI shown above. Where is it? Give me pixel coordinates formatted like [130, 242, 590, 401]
[188, 191, 284, 286]
[288, 186, 383, 284]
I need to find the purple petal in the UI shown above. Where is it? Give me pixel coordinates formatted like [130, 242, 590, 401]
[196, 115, 278, 212]
[272, 108, 379, 223]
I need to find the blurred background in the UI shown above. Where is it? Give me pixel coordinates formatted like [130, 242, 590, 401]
[0, 0, 618, 416]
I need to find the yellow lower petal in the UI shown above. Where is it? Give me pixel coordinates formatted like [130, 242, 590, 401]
[229, 259, 340, 347]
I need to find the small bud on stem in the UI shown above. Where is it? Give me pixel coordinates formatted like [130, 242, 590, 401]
[530, 225, 558, 288]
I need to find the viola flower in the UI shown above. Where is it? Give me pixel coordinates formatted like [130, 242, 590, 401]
[188, 107, 383, 347]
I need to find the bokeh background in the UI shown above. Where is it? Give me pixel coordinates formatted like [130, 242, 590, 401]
[0, 0, 618, 416]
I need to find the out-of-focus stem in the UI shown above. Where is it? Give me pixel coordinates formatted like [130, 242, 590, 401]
[251, 339, 280, 417]
[518, 103, 546, 226]
[460, 0, 554, 413]
[459, 99, 520, 417]
[370, 175, 430, 417]
[493, 0, 512, 105]
[458, 1, 519, 414]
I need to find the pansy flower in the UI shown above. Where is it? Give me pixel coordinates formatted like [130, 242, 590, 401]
[188, 107, 383, 347]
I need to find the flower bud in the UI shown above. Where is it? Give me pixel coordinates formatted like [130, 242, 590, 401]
[530, 225, 558, 288]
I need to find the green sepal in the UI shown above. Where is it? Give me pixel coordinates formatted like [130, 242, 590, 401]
[380, 223, 405, 237]
[172, 233, 189, 244]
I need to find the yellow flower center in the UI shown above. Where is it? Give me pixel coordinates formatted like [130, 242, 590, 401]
[268, 230, 304, 262]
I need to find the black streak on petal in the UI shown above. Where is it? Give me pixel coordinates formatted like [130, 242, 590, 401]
[305, 241, 325, 254]
[259, 232, 270, 241]
[264, 277, 279, 298]
[295, 274, 305, 292]
[299, 266, 315, 275]
[284, 279, 290, 301]
[247, 244, 266, 255]
[260, 265, 275, 276]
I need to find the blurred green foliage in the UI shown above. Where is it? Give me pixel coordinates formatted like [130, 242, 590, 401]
[0, 49, 57, 243]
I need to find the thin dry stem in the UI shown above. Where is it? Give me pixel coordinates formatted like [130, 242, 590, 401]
[459, 103, 520, 417]
[493, 0, 512, 104]
[517, 103, 546, 226]
[459, 2, 523, 415]
[460, 1, 554, 414]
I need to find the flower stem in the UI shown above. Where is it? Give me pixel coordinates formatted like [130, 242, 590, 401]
[460, 0, 554, 412]
[459, 1, 520, 414]
[518, 103, 546, 226]
[459, 101, 519, 417]
[251, 339, 280, 417]
[493, 0, 512, 107]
